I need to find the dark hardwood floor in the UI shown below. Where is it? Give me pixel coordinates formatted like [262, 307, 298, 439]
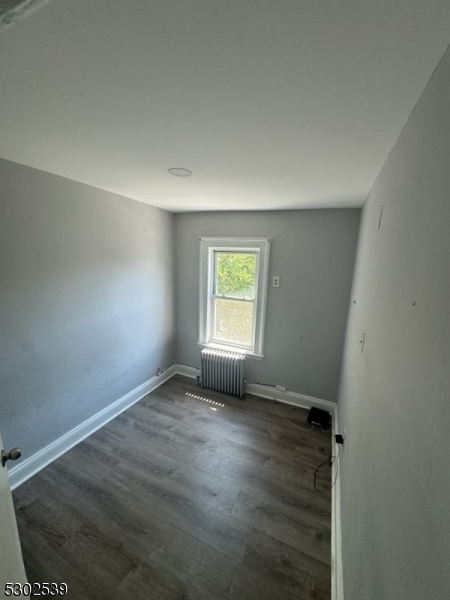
[13, 375, 332, 600]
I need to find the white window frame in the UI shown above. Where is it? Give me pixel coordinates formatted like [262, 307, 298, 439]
[198, 237, 270, 359]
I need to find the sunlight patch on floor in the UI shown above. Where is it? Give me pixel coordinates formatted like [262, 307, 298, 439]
[185, 392, 225, 408]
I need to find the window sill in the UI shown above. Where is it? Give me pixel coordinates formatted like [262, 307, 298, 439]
[197, 341, 264, 360]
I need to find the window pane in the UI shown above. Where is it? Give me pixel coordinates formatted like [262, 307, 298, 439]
[215, 253, 257, 298]
[214, 298, 253, 346]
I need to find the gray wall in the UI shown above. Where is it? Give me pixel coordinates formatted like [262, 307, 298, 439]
[175, 210, 360, 401]
[0, 159, 176, 458]
[338, 47, 450, 600]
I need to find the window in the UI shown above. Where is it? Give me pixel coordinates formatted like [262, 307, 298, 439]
[199, 237, 270, 358]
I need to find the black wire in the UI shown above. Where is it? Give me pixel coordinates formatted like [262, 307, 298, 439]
[314, 443, 341, 492]
[263, 386, 336, 491]
[244, 380, 278, 387]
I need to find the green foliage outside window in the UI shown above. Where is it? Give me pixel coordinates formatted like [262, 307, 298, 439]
[215, 253, 257, 298]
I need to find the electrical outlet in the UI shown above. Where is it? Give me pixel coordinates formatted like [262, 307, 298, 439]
[272, 276, 280, 288]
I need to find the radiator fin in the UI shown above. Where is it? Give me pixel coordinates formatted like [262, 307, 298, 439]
[201, 349, 245, 398]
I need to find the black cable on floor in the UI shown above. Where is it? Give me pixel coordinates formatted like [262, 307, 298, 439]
[314, 443, 341, 492]
[244, 380, 278, 387]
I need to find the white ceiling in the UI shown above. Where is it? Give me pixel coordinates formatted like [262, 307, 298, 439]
[1, 0, 449, 212]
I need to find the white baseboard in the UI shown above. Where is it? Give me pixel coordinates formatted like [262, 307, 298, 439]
[173, 363, 201, 379]
[173, 365, 337, 414]
[8, 365, 177, 490]
[8, 360, 344, 600]
[331, 407, 344, 600]
[245, 382, 336, 414]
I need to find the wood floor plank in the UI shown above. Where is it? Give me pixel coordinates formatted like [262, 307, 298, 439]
[110, 562, 188, 600]
[150, 525, 240, 592]
[230, 564, 301, 600]
[242, 526, 331, 598]
[13, 375, 332, 599]
[16, 496, 84, 550]
[111, 461, 251, 561]
[231, 487, 331, 565]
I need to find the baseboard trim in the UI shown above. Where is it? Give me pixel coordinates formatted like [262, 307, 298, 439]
[173, 365, 336, 414]
[173, 363, 201, 379]
[245, 382, 336, 413]
[331, 407, 344, 600]
[8, 365, 177, 490]
[8, 361, 344, 600]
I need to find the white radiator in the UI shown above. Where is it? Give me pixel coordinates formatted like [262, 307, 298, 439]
[201, 348, 245, 398]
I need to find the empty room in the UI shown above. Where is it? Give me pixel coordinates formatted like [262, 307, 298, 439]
[1, 2, 449, 599]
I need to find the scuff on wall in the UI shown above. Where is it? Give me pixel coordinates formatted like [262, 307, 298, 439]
[0, 0, 53, 30]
